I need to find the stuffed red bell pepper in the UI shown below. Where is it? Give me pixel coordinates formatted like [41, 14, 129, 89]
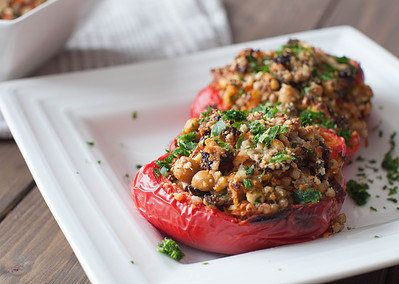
[132, 105, 347, 255]
[190, 40, 372, 164]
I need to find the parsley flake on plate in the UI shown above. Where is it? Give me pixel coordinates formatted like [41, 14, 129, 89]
[157, 238, 185, 261]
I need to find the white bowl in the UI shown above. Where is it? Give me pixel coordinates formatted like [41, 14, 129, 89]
[0, 0, 85, 81]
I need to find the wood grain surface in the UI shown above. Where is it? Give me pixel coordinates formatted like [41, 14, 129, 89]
[1, 0, 399, 283]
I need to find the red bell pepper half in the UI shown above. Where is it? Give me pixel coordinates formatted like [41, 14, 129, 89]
[131, 135, 346, 255]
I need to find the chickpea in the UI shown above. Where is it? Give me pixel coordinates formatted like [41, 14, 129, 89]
[278, 198, 289, 208]
[326, 187, 336, 198]
[172, 156, 200, 183]
[290, 168, 301, 180]
[269, 93, 278, 104]
[309, 84, 323, 96]
[318, 182, 328, 193]
[191, 196, 203, 204]
[183, 118, 200, 134]
[259, 203, 272, 214]
[271, 139, 285, 151]
[278, 84, 298, 104]
[214, 176, 228, 191]
[331, 213, 346, 233]
[275, 186, 288, 198]
[280, 177, 291, 187]
[270, 79, 280, 91]
[328, 159, 339, 170]
[223, 85, 238, 106]
[191, 170, 215, 191]
[270, 203, 280, 214]
[246, 190, 264, 205]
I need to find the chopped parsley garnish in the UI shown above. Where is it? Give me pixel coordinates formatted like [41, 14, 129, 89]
[254, 195, 262, 205]
[365, 165, 379, 172]
[157, 238, 185, 261]
[335, 56, 351, 65]
[153, 131, 199, 177]
[132, 111, 138, 119]
[382, 132, 399, 184]
[269, 151, 295, 163]
[222, 108, 247, 122]
[235, 134, 244, 149]
[176, 131, 198, 154]
[292, 187, 322, 204]
[299, 110, 334, 129]
[387, 197, 398, 203]
[211, 119, 226, 137]
[250, 102, 271, 113]
[245, 165, 255, 176]
[213, 138, 230, 149]
[199, 106, 212, 123]
[346, 180, 370, 206]
[86, 141, 95, 146]
[152, 168, 161, 178]
[356, 156, 365, 162]
[338, 126, 353, 146]
[136, 164, 142, 169]
[317, 71, 336, 82]
[317, 63, 338, 82]
[245, 145, 257, 149]
[243, 179, 253, 189]
[388, 186, 398, 196]
[334, 56, 357, 78]
[264, 105, 279, 119]
[231, 121, 245, 129]
[370, 206, 377, 212]
[258, 170, 266, 180]
[246, 54, 270, 72]
[156, 160, 171, 177]
[248, 120, 265, 134]
[275, 42, 308, 56]
[252, 125, 289, 146]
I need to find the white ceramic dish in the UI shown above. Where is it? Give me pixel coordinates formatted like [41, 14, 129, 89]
[0, 0, 85, 81]
[1, 26, 399, 284]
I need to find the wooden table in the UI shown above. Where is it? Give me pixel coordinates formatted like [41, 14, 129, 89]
[1, 0, 398, 283]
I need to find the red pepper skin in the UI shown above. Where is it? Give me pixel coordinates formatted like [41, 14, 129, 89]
[320, 129, 347, 160]
[350, 59, 365, 86]
[131, 153, 346, 255]
[320, 128, 360, 165]
[344, 131, 361, 165]
[190, 85, 226, 118]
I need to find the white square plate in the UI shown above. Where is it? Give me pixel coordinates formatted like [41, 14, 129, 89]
[1, 26, 399, 284]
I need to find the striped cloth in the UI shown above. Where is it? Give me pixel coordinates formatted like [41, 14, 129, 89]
[0, 0, 231, 138]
